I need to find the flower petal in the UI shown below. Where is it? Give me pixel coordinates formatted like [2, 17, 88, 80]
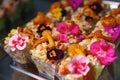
[16, 43, 27, 50]
[68, 56, 90, 78]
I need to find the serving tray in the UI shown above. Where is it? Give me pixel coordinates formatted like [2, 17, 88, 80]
[10, 62, 58, 80]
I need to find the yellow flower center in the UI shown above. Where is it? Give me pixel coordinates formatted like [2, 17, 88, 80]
[51, 7, 62, 18]
[49, 50, 56, 57]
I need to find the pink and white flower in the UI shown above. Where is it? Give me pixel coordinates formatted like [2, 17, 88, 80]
[90, 40, 117, 65]
[8, 33, 29, 51]
[68, 56, 90, 78]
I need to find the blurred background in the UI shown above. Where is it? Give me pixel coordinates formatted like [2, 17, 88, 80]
[0, 0, 58, 39]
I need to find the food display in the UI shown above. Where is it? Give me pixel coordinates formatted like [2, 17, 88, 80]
[3, 0, 120, 80]
[4, 27, 34, 64]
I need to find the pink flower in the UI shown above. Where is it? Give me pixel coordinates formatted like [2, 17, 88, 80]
[8, 33, 29, 51]
[68, 56, 90, 78]
[68, 0, 83, 10]
[104, 24, 120, 39]
[76, 34, 85, 40]
[68, 23, 80, 35]
[90, 40, 117, 65]
[57, 22, 68, 34]
[58, 34, 68, 42]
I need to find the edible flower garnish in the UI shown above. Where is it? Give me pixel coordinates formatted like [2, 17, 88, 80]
[58, 34, 68, 42]
[68, 44, 85, 57]
[57, 22, 68, 34]
[47, 48, 64, 60]
[89, 2, 103, 14]
[57, 22, 80, 42]
[68, 0, 83, 10]
[57, 22, 80, 35]
[68, 23, 80, 35]
[8, 33, 28, 51]
[90, 40, 117, 65]
[68, 56, 90, 78]
[104, 24, 120, 39]
[51, 7, 62, 18]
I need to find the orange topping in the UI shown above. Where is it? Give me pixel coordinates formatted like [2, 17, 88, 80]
[83, 8, 95, 18]
[23, 29, 34, 42]
[88, 30, 115, 43]
[110, 8, 120, 17]
[101, 16, 115, 27]
[89, 0, 102, 4]
[33, 12, 45, 25]
[44, 17, 52, 24]
[49, 2, 61, 12]
[59, 60, 70, 75]
[116, 16, 120, 25]
[33, 38, 48, 48]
